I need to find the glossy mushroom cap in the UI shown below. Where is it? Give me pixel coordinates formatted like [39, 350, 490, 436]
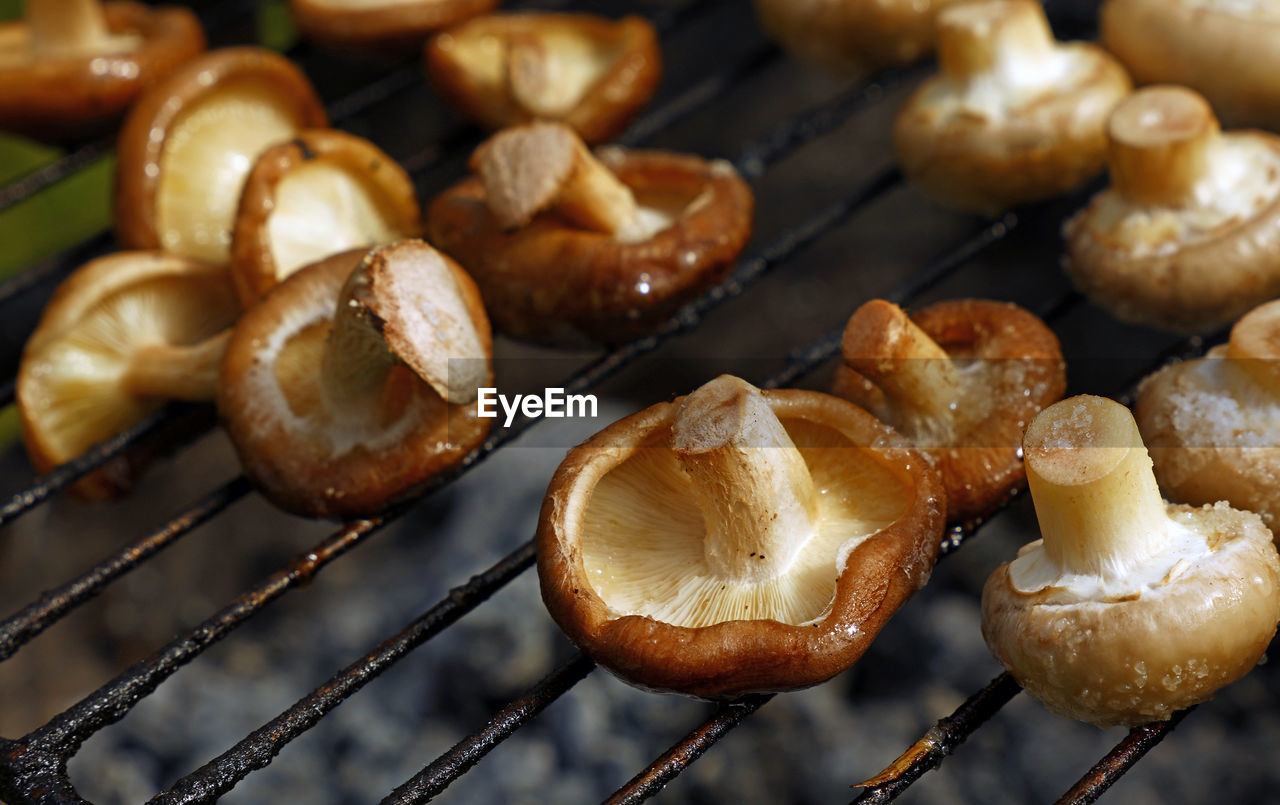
[0, 0, 205, 140]
[425, 12, 661, 144]
[834, 299, 1066, 523]
[17, 251, 240, 499]
[1064, 86, 1280, 334]
[1136, 299, 1280, 531]
[230, 128, 422, 306]
[115, 47, 328, 264]
[218, 240, 492, 519]
[427, 122, 754, 345]
[537, 375, 946, 699]
[893, 0, 1131, 214]
[982, 395, 1280, 727]
[290, 0, 497, 51]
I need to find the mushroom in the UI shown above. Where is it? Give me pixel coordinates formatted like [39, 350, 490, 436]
[1135, 299, 1280, 532]
[218, 240, 492, 519]
[16, 251, 240, 499]
[0, 0, 205, 140]
[833, 298, 1065, 523]
[1064, 85, 1280, 334]
[981, 394, 1280, 728]
[537, 374, 946, 699]
[114, 47, 328, 265]
[426, 121, 754, 345]
[289, 0, 496, 51]
[424, 12, 661, 144]
[892, 0, 1131, 214]
[230, 128, 422, 306]
[1103, 0, 1280, 131]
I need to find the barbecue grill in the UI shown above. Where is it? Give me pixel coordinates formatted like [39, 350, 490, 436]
[1, 0, 1274, 802]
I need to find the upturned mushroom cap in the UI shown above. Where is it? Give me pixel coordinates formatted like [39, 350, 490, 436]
[425, 12, 661, 144]
[218, 240, 492, 519]
[17, 251, 240, 499]
[834, 298, 1065, 523]
[114, 47, 328, 264]
[0, 0, 205, 140]
[1135, 299, 1280, 531]
[893, 0, 1131, 214]
[1103, 0, 1280, 131]
[230, 128, 422, 306]
[981, 395, 1280, 727]
[427, 123, 754, 345]
[537, 375, 946, 699]
[1064, 86, 1280, 334]
[290, 0, 497, 51]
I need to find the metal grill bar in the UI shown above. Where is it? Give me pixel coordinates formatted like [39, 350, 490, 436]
[1054, 713, 1190, 805]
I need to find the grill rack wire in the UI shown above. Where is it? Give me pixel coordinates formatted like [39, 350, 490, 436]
[0, 0, 1253, 801]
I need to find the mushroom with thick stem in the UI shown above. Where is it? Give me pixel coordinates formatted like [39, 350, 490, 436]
[218, 240, 492, 519]
[16, 251, 240, 499]
[1135, 299, 1280, 532]
[892, 0, 1131, 214]
[833, 298, 1066, 524]
[0, 0, 205, 140]
[230, 128, 422, 306]
[114, 47, 329, 265]
[537, 374, 946, 699]
[427, 121, 754, 345]
[289, 0, 496, 51]
[1064, 85, 1280, 334]
[425, 12, 661, 144]
[981, 394, 1280, 728]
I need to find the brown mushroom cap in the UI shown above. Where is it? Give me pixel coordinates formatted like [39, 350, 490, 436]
[0, 1, 205, 140]
[833, 298, 1066, 523]
[1064, 86, 1280, 334]
[230, 128, 422, 306]
[537, 375, 945, 699]
[893, 0, 1131, 214]
[17, 251, 239, 499]
[114, 46, 328, 264]
[425, 12, 661, 144]
[290, 0, 497, 51]
[218, 240, 492, 519]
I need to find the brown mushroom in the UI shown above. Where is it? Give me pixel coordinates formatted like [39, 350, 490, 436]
[230, 128, 422, 306]
[16, 251, 240, 499]
[426, 121, 754, 345]
[893, 0, 1131, 214]
[218, 240, 492, 519]
[1135, 299, 1280, 532]
[1103, 0, 1280, 131]
[982, 395, 1280, 727]
[290, 0, 496, 51]
[833, 298, 1065, 523]
[114, 47, 328, 264]
[425, 12, 661, 144]
[0, 0, 205, 140]
[1064, 85, 1280, 334]
[537, 374, 946, 699]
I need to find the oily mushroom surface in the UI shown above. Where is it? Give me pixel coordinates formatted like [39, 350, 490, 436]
[1135, 299, 1280, 531]
[290, 0, 497, 51]
[218, 240, 492, 519]
[893, 0, 1131, 214]
[1103, 0, 1280, 130]
[114, 46, 328, 264]
[425, 12, 661, 144]
[1064, 85, 1280, 334]
[17, 251, 240, 499]
[833, 298, 1065, 524]
[982, 395, 1280, 728]
[230, 128, 422, 306]
[427, 122, 754, 345]
[537, 375, 945, 699]
[0, 0, 205, 140]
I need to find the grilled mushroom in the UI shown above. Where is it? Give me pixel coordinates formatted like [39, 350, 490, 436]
[290, 0, 496, 51]
[537, 375, 945, 699]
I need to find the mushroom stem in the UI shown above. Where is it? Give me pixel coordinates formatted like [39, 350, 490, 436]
[26, 0, 112, 58]
[671, 375, 819, 582]
[1107, 86, 1220, 207]
[122, 331, 232, 402]
[936, 0, 1055, 81]
[1227, 299, 1280, 394]
[1023, 396, 1170, 578]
